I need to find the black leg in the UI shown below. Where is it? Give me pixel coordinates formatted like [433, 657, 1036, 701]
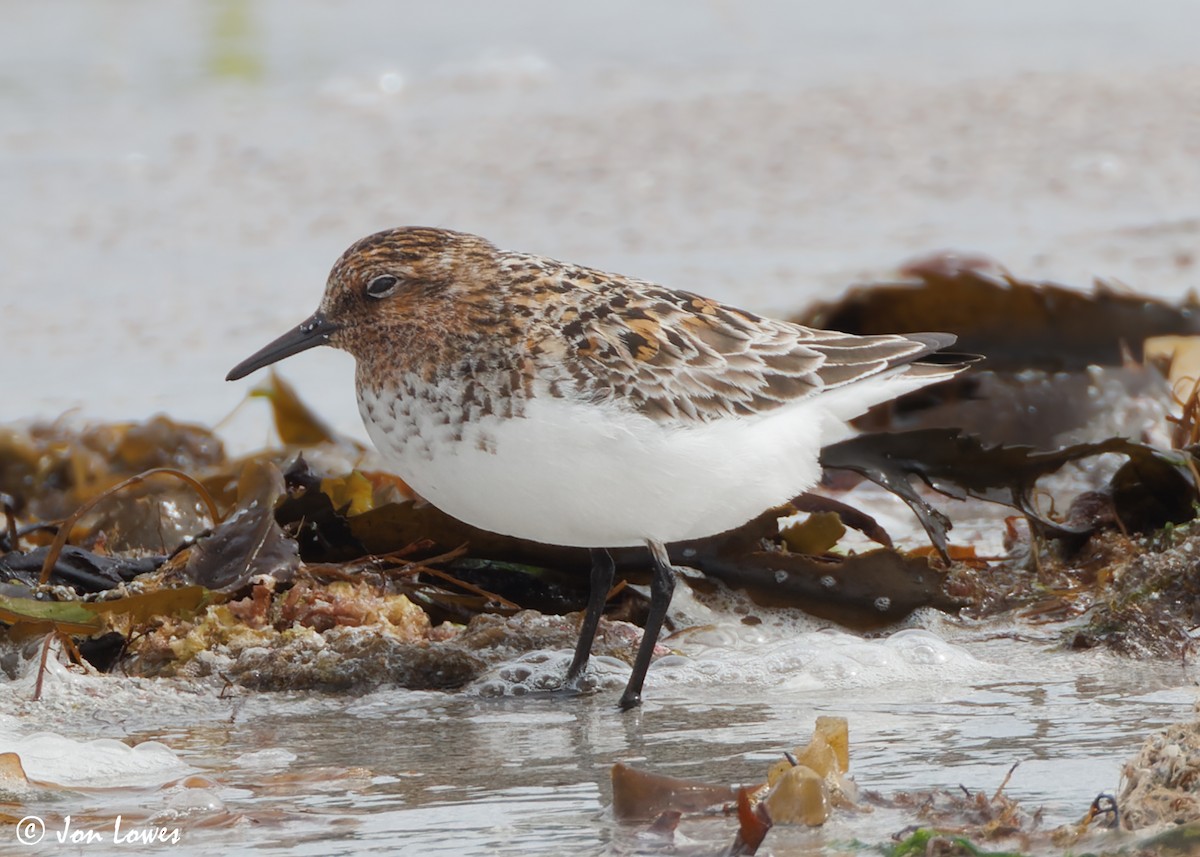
[618, 540, 676, 710]
[564, 548, 615, 689]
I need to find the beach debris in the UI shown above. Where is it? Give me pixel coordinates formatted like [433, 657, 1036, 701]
[611, 717, 854, 854]
[797, 267, 1200, 372]
[610, 763, 736, 821]
[1117, 707, 1200, 831]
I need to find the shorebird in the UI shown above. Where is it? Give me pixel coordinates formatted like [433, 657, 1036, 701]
[227, 227, 967, 708]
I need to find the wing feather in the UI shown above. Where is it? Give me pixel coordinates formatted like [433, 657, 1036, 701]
[523, 267, 960, 425]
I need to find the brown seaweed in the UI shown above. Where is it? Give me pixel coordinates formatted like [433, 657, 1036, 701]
[797, 269, 1200, 372]
[821, 430, 1198, 555]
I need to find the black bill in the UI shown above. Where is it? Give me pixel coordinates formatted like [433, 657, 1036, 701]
[226, 312, 339, 381]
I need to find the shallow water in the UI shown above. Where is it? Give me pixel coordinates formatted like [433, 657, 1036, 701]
[2, 626, 1196, 855]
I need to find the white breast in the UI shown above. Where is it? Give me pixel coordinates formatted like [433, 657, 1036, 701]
[355, 379, 890, 548]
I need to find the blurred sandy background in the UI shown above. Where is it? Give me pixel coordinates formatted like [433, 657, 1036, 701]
[3, 0, 1198, 447]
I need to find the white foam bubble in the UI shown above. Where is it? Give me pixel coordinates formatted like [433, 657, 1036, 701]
[0, 729, 190, 789]
[470, 620, 993, 701]
[232, 748, 297, 770]
[472, 650, 630, 699]
[646, 626, 992, 693]
[161, 784, 226, 816]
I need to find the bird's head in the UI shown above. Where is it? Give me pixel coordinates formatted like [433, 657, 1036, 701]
[226, 227, 497, 380]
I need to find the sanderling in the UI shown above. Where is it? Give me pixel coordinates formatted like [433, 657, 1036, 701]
[228, 227, 968, 708]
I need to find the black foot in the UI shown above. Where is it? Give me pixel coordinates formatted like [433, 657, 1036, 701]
[617, 540, 675, 710]
[564, 548, 615, 690]
[617, 689, 642, 711]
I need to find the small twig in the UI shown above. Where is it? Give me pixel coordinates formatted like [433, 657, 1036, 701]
[1164, 375, 1200, 494]
[1167, 375, 1200, 448]
[1029, 487, 1058, 523]
[305, 543, 520, 609]
[372, 539, 438, 561]
[32, 634, 55, 701]
[406, 565, 521, 611]
[305, 544, 470, 580]
[57, 631, 86, 668]
[378, 543, 470, 569]
[38, 467, 223, 585]
[32, 630, 91, 699]
[991, 761, 1020, 802]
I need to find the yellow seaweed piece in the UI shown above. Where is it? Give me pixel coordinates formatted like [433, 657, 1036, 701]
[780, 512, 846, 555]
[768, 740, 840, 786]
[813, 716, 850, 772]
[321, 471, 376, 516]
[250, 370, 336, 446]
[764, 765, 828, 826]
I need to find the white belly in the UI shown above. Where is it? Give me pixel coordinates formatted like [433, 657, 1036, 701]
[358, 386, 839, 548]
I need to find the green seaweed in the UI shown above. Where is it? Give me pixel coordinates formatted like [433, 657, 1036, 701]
[882, 828, 1029, 857]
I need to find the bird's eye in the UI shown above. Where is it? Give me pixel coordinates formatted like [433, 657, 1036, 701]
[366, 275, 399, 299]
